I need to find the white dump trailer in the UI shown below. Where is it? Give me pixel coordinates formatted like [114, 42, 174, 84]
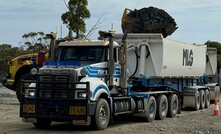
[115, 33, 219, 110]
[116, 34, 210, 78]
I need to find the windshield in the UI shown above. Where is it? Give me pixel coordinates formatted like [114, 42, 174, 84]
[59, 46, 107, 62]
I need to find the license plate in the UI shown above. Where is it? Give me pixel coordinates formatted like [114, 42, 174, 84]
[23, 104, 35, 113]
[69, 106, 85, 115]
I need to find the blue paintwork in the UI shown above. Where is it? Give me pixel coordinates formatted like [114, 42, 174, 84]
[92, 85, 110, 98]
[131, 92, 150, 99]
[43, 61, 81, 67]
[84, 66, 120, 78]
[130, 74, 210, 95]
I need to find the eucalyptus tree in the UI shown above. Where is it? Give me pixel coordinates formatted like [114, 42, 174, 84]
[61, 0, 91, 39]
[22, 32, 50, 52]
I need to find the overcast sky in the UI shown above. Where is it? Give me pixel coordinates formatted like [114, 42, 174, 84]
[1, 0, 221, 46]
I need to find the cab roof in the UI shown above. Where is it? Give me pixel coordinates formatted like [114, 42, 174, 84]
[58, 40, 119, 47]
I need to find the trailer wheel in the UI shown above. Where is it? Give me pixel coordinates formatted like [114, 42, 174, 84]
[93, 98, 110, 130]
[215, 86, 220, 101]
[200, 90, 205, 109]
[146, 96, 156, 122]
[156, 95, 168, 120]
[205, 89, 210, 108]
[33, 118, 52, 129]
[195, 91, 200, 110]
[167, 94, 178, 117]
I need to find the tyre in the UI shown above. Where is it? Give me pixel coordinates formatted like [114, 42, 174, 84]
[215, 86, 220, 101]
[33, 118, 52, 129]
[156, 95, 168, 120]
[93, 98, 110, 130]
[146, 96, 156, 122]
[195, 91, 200, 111]
[167, 94, 178, 118]
[200, 90, 205, 109]
[205, 89, 210, 108]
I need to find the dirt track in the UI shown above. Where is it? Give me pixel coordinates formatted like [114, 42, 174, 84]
[1, 84, 221, 134]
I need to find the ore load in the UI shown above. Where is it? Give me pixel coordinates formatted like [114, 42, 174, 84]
[121, 6, 178, 37]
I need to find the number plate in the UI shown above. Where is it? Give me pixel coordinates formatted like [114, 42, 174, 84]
[69, 106, 85, 115]
[23, 104, 35, 113]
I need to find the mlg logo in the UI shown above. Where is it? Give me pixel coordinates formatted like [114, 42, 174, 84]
[183, 49, 193, 66]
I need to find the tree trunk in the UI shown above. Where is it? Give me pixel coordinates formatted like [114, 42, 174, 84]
[68, 29, 73, 40]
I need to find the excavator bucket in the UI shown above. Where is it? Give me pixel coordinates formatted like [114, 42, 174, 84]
[121, 8, 139, 33]
[121, 7, 178, 38]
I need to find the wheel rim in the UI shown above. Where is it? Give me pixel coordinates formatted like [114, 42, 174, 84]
[206, 90, 210, 107]
[200, 90, 205, 109]
[161, 101, 167, 116]
[196, 91, 200, 110]
[147, 96, 156, 122]
[168, 94, 178, 117]
[172, 98, 178, 111]
[99, 106, 107, 124]
[149, 100, 155, 116]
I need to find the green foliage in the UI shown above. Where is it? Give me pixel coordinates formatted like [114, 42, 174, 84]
[61, 0, 91, 39]
[0, 44, 20, 81]
[22, 32, 50, 52]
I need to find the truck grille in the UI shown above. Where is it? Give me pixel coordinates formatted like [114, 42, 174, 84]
[38, 72, 77, 98]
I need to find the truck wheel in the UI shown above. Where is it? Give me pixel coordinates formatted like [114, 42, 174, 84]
[146, 96, 156, 122]
[215, 86, 220, 101]
[200, 90, 205, 109]
[93, 98, 110, 130]
[205, 89, 210, 108]
[195, 91, 200, 110]
[33, 118, 52, 129]
[156, 95, 168, 120]
[167, 94, 178, 118]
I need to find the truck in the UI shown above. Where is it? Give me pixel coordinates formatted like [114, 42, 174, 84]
[19, 30, 220, 130]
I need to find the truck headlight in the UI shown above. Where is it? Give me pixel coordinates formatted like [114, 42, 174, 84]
[25, 89, 36, 98]
[24, 83, 36, 98]
[77, 92, 86, 98]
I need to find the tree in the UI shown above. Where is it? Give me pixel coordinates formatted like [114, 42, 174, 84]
[61, 0, 91, 39]
[22, 32, 50, 52]
[0, 44, 20, 81]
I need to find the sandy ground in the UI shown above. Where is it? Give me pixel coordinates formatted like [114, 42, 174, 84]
[1, 84, 221, 134]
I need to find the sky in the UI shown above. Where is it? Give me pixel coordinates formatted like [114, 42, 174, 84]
[1, 0, 221, 46]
